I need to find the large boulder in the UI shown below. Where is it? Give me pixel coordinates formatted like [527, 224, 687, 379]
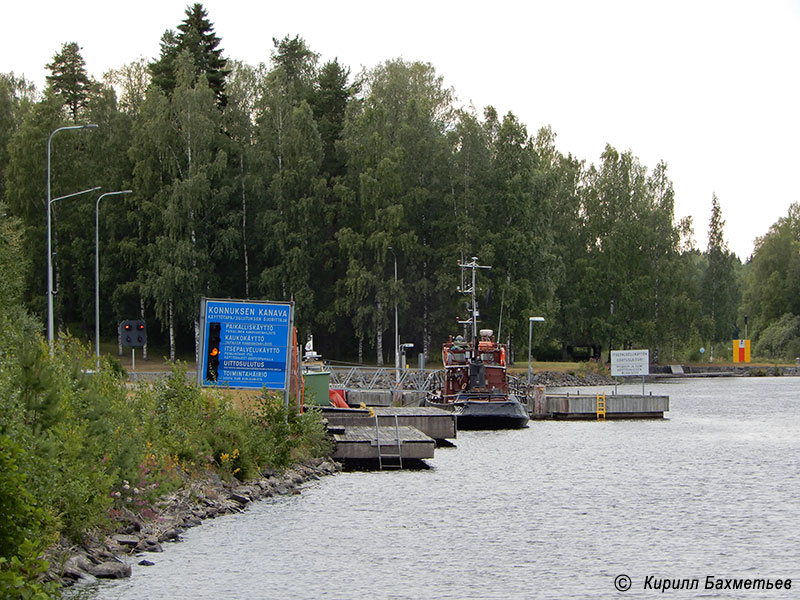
[61, 553, 95, 581]
[111, 534, 140, 549]
[135, 536, 163, 553]
[90, 561, 132, 579]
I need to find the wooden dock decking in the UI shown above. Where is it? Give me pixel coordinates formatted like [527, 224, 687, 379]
[322, 405, 455, 464]
[332, 425, 436, 461]
[321, 405, 456, 441]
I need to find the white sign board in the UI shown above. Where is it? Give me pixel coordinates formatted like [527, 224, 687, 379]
[611, 349, 650, 377]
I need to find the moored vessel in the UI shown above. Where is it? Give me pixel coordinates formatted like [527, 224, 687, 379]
[426, 258, 530, 429]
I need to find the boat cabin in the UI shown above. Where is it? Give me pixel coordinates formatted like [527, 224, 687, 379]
[441, 330, 509, 401]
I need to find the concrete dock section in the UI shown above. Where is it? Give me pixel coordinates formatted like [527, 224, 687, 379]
[534, 393, 669, 419]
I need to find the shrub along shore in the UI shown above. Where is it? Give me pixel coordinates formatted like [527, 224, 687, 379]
[50, 458, 341, 586]
[0, 320, 333, 599]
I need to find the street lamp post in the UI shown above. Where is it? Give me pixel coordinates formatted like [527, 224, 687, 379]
[47, 186, 101, 349]
[388, 246, 399, 382]
[528, 316, 545, 385]
[47, 123, 98, 353]
[95, 190, 132, 369]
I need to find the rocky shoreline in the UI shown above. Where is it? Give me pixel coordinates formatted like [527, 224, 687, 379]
[46, 374, 608, 589]
[49, 457, 341, 588]
[530, 370, 615, 387]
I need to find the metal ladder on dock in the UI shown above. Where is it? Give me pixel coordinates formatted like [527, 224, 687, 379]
[374, 414, 403, 470]
[596, 393, 607, 421]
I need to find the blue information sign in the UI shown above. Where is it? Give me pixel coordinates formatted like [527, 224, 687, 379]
[199, 298, 293, 389]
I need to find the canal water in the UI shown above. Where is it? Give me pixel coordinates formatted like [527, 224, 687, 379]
[87, 377, 799, 599]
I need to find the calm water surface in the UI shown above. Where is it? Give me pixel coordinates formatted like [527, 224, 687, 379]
[88, 377, 800, 599]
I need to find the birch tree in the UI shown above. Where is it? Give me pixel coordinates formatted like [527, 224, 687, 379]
[222, 61, 264, 299]
[137, 56, 227, 360]
[339, 59, 452, 363]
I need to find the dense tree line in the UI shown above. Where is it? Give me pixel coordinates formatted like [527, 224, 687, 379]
[3, 3, 795, 365]
[740, 202, 800, 360]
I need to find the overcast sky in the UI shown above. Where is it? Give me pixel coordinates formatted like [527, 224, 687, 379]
[3, 0, 799, 259]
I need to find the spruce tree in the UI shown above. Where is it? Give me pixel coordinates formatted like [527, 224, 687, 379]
[149, 3, 229, 106]
[311, 59, 350, 179]
[702, 194, 741, 342]
[148, 30, 179, 99]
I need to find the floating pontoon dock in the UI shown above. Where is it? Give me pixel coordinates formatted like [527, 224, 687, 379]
[532, 393, 669, 420]
[331, 424, 436, 464]
[322, 406, 456, 467]
[322, 406, 456, 441]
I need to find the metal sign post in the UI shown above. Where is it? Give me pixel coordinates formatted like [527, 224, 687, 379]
[611, 349, 650, 395]
[283, 303, 294, 408]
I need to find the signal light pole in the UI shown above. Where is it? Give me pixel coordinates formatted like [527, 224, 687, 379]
[119, 320, 147, 370]
[528, 316, 545, 385]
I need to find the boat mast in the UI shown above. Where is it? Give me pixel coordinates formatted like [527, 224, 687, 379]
[457, 257, 491, 342]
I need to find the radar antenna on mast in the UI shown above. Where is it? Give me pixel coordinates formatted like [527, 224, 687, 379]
[456, 256, 491, 342]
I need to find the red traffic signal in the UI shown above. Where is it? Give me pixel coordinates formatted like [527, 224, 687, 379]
[120, 320, 147, 348]
[206, 322, 221, 381]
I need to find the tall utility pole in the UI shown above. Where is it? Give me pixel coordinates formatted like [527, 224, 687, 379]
[388, 246, 399, 382]
[47, 123, 98, 354]
[528, 316, 545, 385]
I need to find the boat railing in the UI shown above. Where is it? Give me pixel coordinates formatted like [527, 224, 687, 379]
[447, 390, 511, 403]
[508, 374, 532, 398]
